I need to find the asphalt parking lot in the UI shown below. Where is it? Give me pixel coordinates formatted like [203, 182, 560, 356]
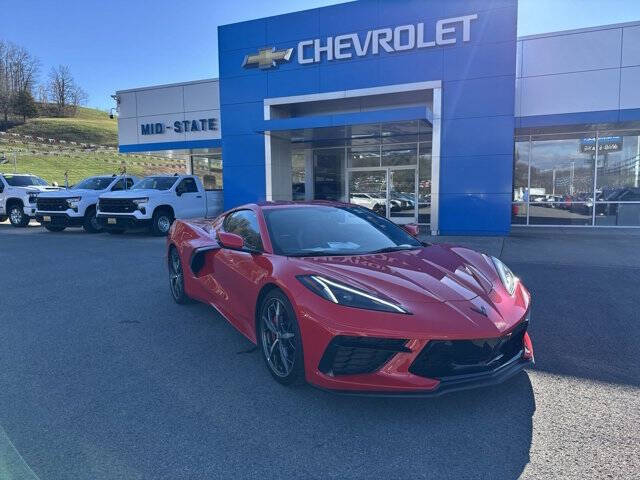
[1, 221, 639, 479]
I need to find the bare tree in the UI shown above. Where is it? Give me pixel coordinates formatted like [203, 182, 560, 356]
[47, 64, 86, 116]
[0, 39, 40, 123]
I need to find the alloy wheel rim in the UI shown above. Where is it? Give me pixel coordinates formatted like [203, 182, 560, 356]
[158, 216, 171, 233]
[169, 251, 183, 299]
[10, 208, 22, 224]
[261, 298, 296, 377]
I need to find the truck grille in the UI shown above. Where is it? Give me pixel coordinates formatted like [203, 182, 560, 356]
[99, 198, 136, 213]
[409, 321, 528, 380]
[36, 198, 68, 212]
[318, 336, 409, 376]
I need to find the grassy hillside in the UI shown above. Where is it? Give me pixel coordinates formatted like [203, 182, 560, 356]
[0, 106, 186, 184]
[7, 107, 118, 146]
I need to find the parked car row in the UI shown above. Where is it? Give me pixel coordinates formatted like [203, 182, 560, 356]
[0, 173, 212, 236]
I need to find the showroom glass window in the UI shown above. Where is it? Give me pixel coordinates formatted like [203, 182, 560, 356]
[191, 152, 223, 190]
[512, 129, 640, 226]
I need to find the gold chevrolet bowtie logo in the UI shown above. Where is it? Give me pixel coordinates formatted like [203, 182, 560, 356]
[242, 47, 294, 70]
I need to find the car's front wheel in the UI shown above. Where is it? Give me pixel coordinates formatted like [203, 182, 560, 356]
[258, 290, 305, 385]
[168, 247, 190, 304]
[83, 206, 102, 233]
[152, 209, 173, 236]
[8, 204, 29, 227]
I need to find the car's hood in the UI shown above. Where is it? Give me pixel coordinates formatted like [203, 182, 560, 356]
[21, 186, 62, 193]
[37, 188, 97, 198]
[100, 189, 161, 199]
[290, 244, 498, 304]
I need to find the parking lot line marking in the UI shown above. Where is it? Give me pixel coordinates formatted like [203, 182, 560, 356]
[0, 425, 41, 480]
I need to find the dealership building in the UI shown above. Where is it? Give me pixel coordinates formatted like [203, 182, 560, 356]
[115, 0, 640, 234]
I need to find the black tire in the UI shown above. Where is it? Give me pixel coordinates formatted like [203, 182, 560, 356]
[151, 208, 173, 236]
[44, 225, 66, 232]
[168, 247, 190, 304]
[82, 206, 102, 233]
[107, 229, 125, 235]
[257, 289, 305, 386]
[0, 216, 7, 222]
[8, 204, 29, 227]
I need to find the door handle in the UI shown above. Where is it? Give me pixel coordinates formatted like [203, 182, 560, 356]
[196, 195, 202, 198]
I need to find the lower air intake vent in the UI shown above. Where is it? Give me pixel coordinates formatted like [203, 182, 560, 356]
[318, 336, 409, 376]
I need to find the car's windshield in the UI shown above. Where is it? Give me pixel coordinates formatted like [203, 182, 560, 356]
[2, 175, 48, 187]
[263, 205, 422, 257]
[72, 177, 114, 190]
[132, 177, 178, 191]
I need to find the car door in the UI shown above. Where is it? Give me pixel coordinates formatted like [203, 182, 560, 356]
[175, 177, 202, 219]
[211, 209, 267, 339]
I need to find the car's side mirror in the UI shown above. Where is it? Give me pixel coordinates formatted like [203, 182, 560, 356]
[217, 231, 244, 250]
[402, 223, 420, 236]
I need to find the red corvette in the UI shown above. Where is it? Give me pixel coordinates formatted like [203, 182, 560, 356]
[167, 202, 533, 396]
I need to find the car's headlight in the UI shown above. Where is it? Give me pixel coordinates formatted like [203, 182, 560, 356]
[66, 197, 82, 209]
[28, 193, 38, 203]
[491, 256, 518, 296]
[297, 275, 409, 314]
[132, 198, 148, 207]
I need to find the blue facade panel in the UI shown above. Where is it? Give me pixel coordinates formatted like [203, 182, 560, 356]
[218, 0, 519, 234]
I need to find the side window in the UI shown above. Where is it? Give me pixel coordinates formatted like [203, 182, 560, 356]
[223, 210, 263, 251]
[111, 179, 124, 191]
[177, 177, 198, 194]
[126, 178, 135, 189]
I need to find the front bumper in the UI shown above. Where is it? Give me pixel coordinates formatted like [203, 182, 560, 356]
[23, 205, 37, 217]
[96, 214, 151, 230]
[290, 281, 533, 396]
[36, 212, 84, 227]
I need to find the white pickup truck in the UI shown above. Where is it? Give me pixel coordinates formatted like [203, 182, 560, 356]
[0, 173, 62, 227]
[35, 175, 139, 233]
[97, 174, 211, 236]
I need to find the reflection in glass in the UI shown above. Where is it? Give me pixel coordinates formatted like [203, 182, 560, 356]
[382, 144, 418, 166]
[314, 148, 344, 201]
[348, 170, 387, 216]
[292, 152, 306, 201]
[418, 141, 432, 224]
[389, 168, 417, 222]
[513, 138, 529, 202]
[528, 202, 593, 225]
[596, 131, 640, 195]
[512, 203, 527, 224]
[192, 153, 223, 190]
[348, 147, 380, 168]
[595, 202, 640, 226]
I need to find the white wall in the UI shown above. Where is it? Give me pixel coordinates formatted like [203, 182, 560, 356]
[117, 79, 221, 147]
[516, 21, 640, 117]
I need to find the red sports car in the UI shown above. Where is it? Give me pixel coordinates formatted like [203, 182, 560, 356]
[167, 202, 533, 396]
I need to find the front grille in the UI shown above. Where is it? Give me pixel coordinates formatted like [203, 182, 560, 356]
[318, 336, 409, 376]
[99, 198, 136, 213]
[409, 321, 528, 379]
[36, 197, 68, 212]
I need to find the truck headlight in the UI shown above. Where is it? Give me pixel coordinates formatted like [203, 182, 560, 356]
[28, 193, 38, 204]
[132, 198, 149, 210]
[66, 197, 82, 210]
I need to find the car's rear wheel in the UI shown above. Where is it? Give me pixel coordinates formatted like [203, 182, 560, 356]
[168, 247, 189, 304]
[258, 290, 304, 385]
[44, 225, 65, 232]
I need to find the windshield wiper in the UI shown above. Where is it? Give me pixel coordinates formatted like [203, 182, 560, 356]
[367, 245, 420, 254]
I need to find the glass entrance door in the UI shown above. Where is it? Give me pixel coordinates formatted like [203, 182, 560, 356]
[347, 167, 417, 223]
[389, 167, 417, 224]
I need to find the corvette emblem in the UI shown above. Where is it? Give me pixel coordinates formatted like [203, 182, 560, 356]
[242, 47, 294, 69]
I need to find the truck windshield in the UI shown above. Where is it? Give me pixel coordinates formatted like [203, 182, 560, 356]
[73, 177, 113, 190]
[132, 177, 178, 191]
[2, 175, 48, 187]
